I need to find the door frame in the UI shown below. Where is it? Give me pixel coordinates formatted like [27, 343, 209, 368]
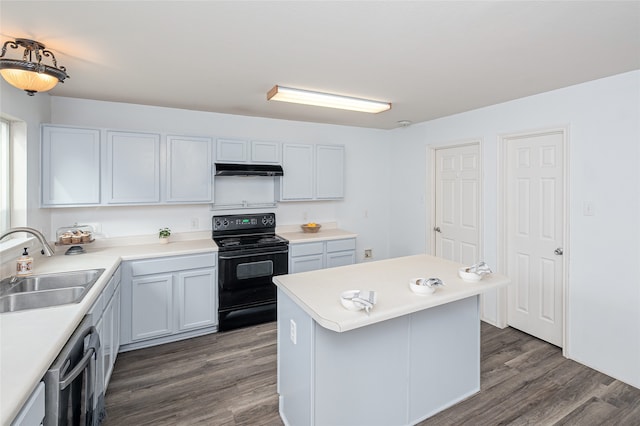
[497, 126, 570, 353]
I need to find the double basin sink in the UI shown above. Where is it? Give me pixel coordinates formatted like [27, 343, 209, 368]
[0, 269, 105, 313]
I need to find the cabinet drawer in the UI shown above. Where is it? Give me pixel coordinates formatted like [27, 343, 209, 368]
[326, 239, 356, 253]
[290, 242, 324, 257]
[131, 253, 215, 276]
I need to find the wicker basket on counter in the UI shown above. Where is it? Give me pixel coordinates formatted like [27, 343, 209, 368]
[300, 223, 321, 233]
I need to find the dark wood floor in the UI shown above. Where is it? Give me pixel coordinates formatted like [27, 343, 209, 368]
[104, 322, 640, 426]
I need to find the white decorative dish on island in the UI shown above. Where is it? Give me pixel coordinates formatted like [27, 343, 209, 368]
[458, 267, 483, 282]
[340, 290, 377, 312]
[409, 277, 444, 295]
[340, 290, 364, 311]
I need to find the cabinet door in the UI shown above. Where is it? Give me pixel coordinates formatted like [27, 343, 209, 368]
[106, 131, 160, 204]
[281, 144, 314, 200]
[102, 284, 121, 390]
[326, 251, 356, 269]
[251, 141, 280, 164]
[166, 135, 213, 202]
[290, 254, 324, 273]
[131, 274, 173, 341]
[102, 294, 114, 387]
[316, 145, 344, 199]
[11, 381, 45, 426]
[177, 268, 217, 331]
[111, 285, 121, 376]
[216, 138, 247, 163]
[41, 126, 101, 206]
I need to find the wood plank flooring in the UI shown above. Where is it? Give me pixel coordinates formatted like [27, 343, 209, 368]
[104, 322, 640, 425]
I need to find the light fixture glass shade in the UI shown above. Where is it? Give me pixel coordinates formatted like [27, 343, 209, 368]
[0, 38, 69, 95]
[0, 68, 59, 93]
[267, 85, 391, 113]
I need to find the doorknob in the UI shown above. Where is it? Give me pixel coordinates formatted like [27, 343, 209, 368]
[434, 226, 441, 233]
[554, 248, 564, 255]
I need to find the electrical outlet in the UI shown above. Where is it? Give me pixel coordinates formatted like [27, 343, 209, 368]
[364, 249, 373, 259]
[190, 218, 199, 229]
[290, 319, 297, 345]
[303, 211, 308, 222]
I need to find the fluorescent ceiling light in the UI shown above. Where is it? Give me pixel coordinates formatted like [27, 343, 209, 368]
[267, 85, 391, 114]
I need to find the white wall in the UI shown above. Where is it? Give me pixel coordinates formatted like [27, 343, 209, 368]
[49, 97, 392, 263]
[1, 80, 52, 230]
[389, 70, 640, 388]
[0, 80, 52, 274]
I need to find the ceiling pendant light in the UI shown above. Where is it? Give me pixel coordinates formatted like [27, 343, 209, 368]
[0, 38, 69, 96]
[267, 85, 391, 114]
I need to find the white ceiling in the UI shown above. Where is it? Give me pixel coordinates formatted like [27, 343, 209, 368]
[2, 1, 639, 129]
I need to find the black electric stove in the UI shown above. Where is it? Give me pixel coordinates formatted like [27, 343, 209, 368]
[212, 213, 288, 331]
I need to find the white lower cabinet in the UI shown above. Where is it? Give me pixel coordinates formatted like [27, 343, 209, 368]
[289, 238, 356, 273]
[120, 253, 217, 350]
[131, 274, 173, 341]
[87, 266, 122, 396]
[11, 382, 44, 426]
[178, 269, 218, 331]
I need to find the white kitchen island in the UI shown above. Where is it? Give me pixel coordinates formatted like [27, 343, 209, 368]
[273, 254, 510, 426]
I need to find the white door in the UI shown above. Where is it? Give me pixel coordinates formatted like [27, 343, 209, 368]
[433, 143, 481, 266]
[505, 131, 564, 347]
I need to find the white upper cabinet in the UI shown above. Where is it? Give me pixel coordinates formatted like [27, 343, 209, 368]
[250, 141, 281, 164]
[216, 139, 247, 163]
[280, 143, 345, 201]
[280, 143, 314, 200]
[41, 125, 101, 206]
[166, 135, 213, 203]
[105, 131, 161, 204]
[216, 139, 281, 164]
[316, 145, 345, 199]
[42, 125, 342, 207]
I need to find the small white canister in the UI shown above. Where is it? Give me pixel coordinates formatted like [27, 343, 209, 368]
[16, 248, 33, 276]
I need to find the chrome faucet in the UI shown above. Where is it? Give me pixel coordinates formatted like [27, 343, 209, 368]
[0, 227, 55, 256]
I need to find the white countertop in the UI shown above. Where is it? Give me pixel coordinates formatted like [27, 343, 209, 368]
[273, 254, 510, 333]
[0, 237, 217, 425]
[0, 228, 354, 424]
[277, 223, 357, 244]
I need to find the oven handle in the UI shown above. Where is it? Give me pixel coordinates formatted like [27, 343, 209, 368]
[219, 249, 289, 260]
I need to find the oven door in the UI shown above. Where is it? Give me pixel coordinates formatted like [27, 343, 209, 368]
[218, 248, 288, 291]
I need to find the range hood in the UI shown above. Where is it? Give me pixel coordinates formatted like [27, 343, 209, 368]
[214, 163, 284, 177]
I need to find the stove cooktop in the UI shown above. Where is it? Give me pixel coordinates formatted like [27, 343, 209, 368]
[214, 234, 288, 251]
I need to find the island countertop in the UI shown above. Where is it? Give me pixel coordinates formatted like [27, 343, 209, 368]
[273, 254, 510, 332]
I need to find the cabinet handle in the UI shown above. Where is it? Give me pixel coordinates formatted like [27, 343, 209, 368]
[433, 226, 442, 233]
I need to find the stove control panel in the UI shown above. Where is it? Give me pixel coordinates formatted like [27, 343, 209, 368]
[212, 213, 276, 232]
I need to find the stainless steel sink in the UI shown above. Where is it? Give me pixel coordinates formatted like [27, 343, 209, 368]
[0, 269, 105, 313]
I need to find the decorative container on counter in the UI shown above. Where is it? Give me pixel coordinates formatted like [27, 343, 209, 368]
[301, 223, 321, 233]
[55, 224, 94, 255]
